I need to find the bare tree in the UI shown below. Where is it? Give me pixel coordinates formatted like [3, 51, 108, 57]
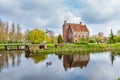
[15, 23, 23, 43]
[4, 22, 9, 43]
[9, 23, 15, 43]
[0, 20, 5, 43]
[0, 19, 23, 43]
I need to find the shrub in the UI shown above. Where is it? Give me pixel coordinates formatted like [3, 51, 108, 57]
[89, 39, 96, 43]
[57, 34, 63, 44]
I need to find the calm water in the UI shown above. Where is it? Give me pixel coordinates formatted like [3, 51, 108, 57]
[0, 51, 120, 80]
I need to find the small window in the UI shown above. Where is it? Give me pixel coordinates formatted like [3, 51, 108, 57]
[82, 35, 84, 38]
[75, 40, 77, 42]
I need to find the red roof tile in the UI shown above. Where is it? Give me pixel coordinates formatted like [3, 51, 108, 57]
[67, 23, 89, 32]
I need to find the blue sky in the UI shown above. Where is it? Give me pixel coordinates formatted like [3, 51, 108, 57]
[0, 0, 120, 36]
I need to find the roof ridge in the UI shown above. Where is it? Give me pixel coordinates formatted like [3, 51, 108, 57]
[68, 23, 89, 32]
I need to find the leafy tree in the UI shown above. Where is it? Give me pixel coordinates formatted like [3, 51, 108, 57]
[25, 28, 50, 44]
[91, 33, 107, 43]
[114, 36, 120, 43]
[78, 38, 89, 43]
[109, 29, 115, 44]
[57, 34, 63, 44]
[50, 35, 57, 43]
[89, 39, 96, 43]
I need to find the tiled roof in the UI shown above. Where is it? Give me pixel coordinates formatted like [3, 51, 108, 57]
[71, 61, 89, 68]
[67, 23, 89, 32]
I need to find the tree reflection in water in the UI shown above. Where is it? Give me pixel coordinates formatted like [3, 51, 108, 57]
[31, 54, 48, 64]
[110, 51, 120, 66]
[0, 51, 23, 73]
[58, 54, 62, 60]
[25, 51, 48, 64]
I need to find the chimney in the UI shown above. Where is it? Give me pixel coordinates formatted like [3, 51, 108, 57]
[64, 20, 67, 26]
[64, 20, 67, 24]
[80, 22, 82, 25]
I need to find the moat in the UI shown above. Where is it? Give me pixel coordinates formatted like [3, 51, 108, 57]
[0, 51, 120, 80]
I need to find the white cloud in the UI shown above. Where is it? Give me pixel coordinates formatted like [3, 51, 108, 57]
[64, 12, 81, 23]
[56, 8, 81, 23]
[80, 0, 120, 23]
[0, 0, 120, 36]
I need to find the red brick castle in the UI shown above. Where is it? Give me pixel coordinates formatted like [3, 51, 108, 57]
[63, 21, 90, 43]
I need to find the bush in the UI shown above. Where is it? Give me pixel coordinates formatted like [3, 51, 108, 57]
[117, 78, 120, 80]
[78, 38, 89, 44]
[8, 40, 13, 44]
[89, 39, 96, 43]
[57, 34, 63, 44]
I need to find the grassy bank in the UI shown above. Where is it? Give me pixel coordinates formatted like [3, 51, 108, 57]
[0, 46, 4, 50]
[1, 43, 120, 54]
[38, 43, 120, 53]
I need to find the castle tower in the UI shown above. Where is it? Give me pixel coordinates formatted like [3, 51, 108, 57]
[63, 21, 69, 43]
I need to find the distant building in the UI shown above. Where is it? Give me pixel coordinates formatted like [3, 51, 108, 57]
[62, 21, 90, 43]
[97, 32, 106, 43]
[98, 32, 104, 37]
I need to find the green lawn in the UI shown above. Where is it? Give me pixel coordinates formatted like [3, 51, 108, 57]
[1, 43, 120, 54]
[40, 43, 120, 53]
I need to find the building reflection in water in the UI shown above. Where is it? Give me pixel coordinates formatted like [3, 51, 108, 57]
[63, 54, 90, 71]
[0, 51, 23, 73]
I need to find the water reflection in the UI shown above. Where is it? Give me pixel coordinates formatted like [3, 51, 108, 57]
[0, 51, 23, 72]
[25, 52, 48, 64]
[0, 51, 120, 80]
[57, 54, 62, 60]
[63, 54, 90, 71]
[110, 51, 120, 66]
[31, 54, 48, 64]
[25, 52, 30, 58]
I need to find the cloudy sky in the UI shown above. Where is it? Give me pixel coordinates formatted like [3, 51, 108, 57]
[0, 0, 120, 36]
